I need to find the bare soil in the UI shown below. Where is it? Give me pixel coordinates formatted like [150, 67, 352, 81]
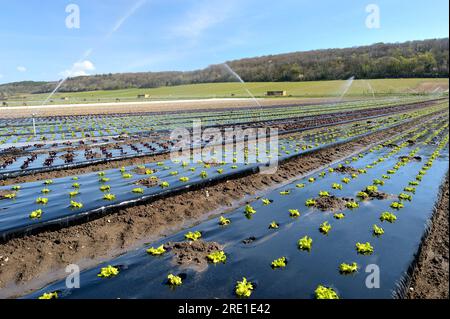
[164, 240, 223, 270]
[334, 166, 359, 175]
[0, 114, 442, 297]
[313, 196, 350, 211]
[406, 176, 449, 299]
[399, 155, 422, 162]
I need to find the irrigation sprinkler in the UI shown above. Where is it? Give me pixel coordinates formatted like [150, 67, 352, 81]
[32, 113, 36, 136]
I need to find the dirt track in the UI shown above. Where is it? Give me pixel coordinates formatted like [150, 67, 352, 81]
[0, 115, 434, 298]
[407, 176, 449, 299]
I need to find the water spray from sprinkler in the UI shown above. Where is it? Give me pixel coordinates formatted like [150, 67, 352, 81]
[338, 76, 355, 102]
[222, 63, 262, 121]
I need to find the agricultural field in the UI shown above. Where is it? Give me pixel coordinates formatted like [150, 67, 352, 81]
[0, 94, 448, 300]
[2, 78, 448, 107]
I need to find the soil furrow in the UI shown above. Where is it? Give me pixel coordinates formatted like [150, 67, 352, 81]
[406, 176, 449, 299]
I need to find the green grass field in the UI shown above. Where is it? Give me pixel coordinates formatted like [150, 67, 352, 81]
[6, 78, 449, 106]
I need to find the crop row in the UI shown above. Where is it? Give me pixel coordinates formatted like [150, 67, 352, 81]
[1, 102, 446, 176]
[25, 112, 449, 299]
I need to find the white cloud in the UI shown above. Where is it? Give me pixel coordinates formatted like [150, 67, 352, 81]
[60, 60, 95, 77]
[17, 66, 27, 72]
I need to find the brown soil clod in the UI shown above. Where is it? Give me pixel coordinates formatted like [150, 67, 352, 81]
[385, 143, 398, 148]
[242, 236, 256, 244]
[136, 177, 159, 187]
[163, 240, 222, 269]
[334, 166, 359, 174]
[399, 155, 422, 162]
[313, 196, 349, 211]
[132, 166, 153, 175]
[365, 190, 390, 200]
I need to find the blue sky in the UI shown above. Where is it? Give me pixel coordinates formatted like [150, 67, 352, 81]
[0, 0, 448, 84]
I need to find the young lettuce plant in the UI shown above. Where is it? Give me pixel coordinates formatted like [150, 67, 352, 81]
[319, 191, 330, 197]
[99, 185, 111, 192]
[373, 179, 385, 186]
[398, 193, 412, 201]
[132, 188, 144, 194]
[146, 245, 166, 256]
[2, 192, 17, 199]
[296, 183, 305, 188]
[305, 199, 316, 207]
[289, 209, 300, 217]
[271, 257, 287, 269]
[207, 251, 227, 264]
[185, 231, 202, 241]
[38, 292, 58, 300]
[373, 224, 385, 236]
[332, 183, 343, 190]
[333, 213, 345, 219]
[235, 277, 254, 298]
[380, 212, 397, 223]
[219, 216, 231, 226]
[97, 265, 119, 278]
[279, 190, 290, 195]
[356, 242, 374, 255]
[357, 191, 369, 199]
[167, 274, 183, 286]
[36, 197, 48, 205]
[315, 285, 339, 299]
[269, 221, 279, 229]
[69, 190, 79, 197]
[103, 193, 116, 201]
[261, 198, 272, 205]
[160, 181, 170, 188]
[319, 221, 332, 234]
[245, 205, 256, 215]
[70, 200, 83, 209]
[345, 201, 359, 209]
[339, 262, 358, 274]
[390, 201, 404, 210]
[298, 236, 312, 251]
[29, 209, 43, 219]
[403, 187, 416, 193]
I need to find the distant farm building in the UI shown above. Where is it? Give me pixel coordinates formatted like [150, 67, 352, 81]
[266, 90, 287, 96]
[61, 97, 69, 101]
[137, 94, 150, 99]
